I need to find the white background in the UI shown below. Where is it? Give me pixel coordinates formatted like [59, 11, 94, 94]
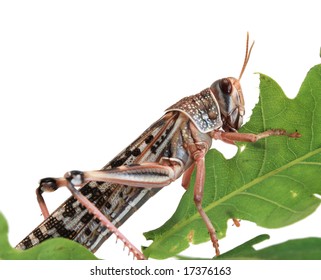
[0, 0, 321, 264]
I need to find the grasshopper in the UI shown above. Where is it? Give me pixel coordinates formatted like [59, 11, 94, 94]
[16, 34, 300, 259]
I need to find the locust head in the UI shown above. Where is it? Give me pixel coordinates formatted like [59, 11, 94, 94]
[210, 77, 245, 131]
[210, 33, 254, 132]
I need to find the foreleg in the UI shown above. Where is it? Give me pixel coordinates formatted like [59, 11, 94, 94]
[210, 129, 301, 144]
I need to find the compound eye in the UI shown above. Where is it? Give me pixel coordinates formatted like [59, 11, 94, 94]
[219, 78, 232, 95]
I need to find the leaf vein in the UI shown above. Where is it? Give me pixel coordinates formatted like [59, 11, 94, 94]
[237, 192, 298, 213]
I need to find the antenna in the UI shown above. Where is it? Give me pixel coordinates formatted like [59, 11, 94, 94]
[239, 32, 255, 80]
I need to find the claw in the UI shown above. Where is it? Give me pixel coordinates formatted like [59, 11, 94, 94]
[232, 218, 241, 227]
[289, 131, 301, 138]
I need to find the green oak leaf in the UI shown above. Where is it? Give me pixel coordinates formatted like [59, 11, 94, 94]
[143, 64, 321, 259]
[177, 235, 321, 260]
[0, 212, 98, 260]
[217, 234, 321, 260]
